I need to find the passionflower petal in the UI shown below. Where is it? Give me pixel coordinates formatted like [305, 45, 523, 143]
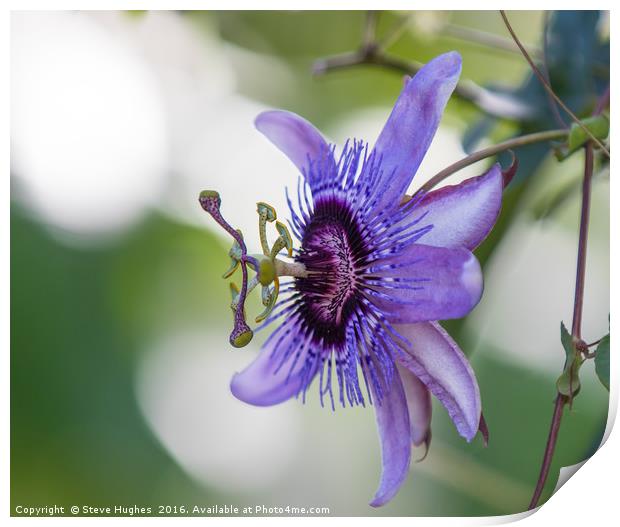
[410, 163, 503, 250]
[370, 51, 462, 212]
[394, 321, 482, 441]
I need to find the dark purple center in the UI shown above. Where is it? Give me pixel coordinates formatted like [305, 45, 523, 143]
[295, 198, 365, 345]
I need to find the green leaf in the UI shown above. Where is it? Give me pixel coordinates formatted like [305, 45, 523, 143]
[594, 334, 610, 391]
[567, 115, 610, 151]
[556, 322, 583, 399]
[560, 321, 574, 358]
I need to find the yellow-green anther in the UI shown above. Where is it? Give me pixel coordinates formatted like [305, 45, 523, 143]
[275, 221, 293, 256]
[260, 285, 272, 306]
[255, 277, 279, 323]
[270, 221, 294, 259]
[257, 202, 277, 255]
[257, 202, 277, 222]
[223, 230, 244, 278]
[270, 238, 285, 260]
[222, 258, 239, 279]
[255, 297, 276, 323]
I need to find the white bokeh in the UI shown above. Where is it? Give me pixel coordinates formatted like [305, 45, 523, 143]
[166, 93, 297, 244]
[11, 11, 169, 236]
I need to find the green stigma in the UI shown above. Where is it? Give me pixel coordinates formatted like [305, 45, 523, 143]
[231, 328, 254, 348]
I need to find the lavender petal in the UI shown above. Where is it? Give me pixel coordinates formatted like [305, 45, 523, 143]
[230, 320, 316, 406]
[394, 321, 481, 441]
[368, 244, 483, 323]
[397, 364, 432, 447]
[369, 52, 462, 212]
[369, 371, 412, 507]
[412, 164, 503, 250]
[255, 110, 332, 184]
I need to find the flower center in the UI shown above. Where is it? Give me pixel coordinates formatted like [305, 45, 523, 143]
[295, 198, 364, 343]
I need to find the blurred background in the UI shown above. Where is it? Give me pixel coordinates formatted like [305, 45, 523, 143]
[11, 10, 609, 517]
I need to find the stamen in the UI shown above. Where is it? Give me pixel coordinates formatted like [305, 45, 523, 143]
[255, 279, 279, 323]
[222, 230, 243, 279]
[270, 221, 294, 259]
[257, 202, 277, 255]
[199, 190, 296, 346]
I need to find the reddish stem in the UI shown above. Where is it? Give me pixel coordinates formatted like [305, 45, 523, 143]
[571, 143, 594, 340]
[528, 393, 568, 509]
[528, 142, 595, 509]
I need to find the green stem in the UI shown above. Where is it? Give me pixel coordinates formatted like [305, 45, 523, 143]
[415, 129, 568, 195]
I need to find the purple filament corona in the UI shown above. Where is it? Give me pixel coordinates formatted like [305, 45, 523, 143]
[261, 141, 433, 409]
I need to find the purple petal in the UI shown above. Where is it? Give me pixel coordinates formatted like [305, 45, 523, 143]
[255, 110, 331, 182]
[368, 244, 483, 323]
[394, 322, 481, 441]
[370, 371, 412, 507]
[370, 52, 462, 211]
[397, 365, 432, 447]
[230, 321, 316, 406]
[413, 164, 503, 250]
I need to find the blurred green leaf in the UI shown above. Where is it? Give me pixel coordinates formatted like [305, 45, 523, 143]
[125, 10, 147, 19]
[594, 334, 610, 391]
[10, 205, 220, 511]
[530, 175, 580, 220]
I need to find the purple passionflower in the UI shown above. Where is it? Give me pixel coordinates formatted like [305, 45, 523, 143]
[227, 52, 503, 506]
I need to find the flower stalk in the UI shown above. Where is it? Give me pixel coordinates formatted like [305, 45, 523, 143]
[414, 128, 569, 195]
